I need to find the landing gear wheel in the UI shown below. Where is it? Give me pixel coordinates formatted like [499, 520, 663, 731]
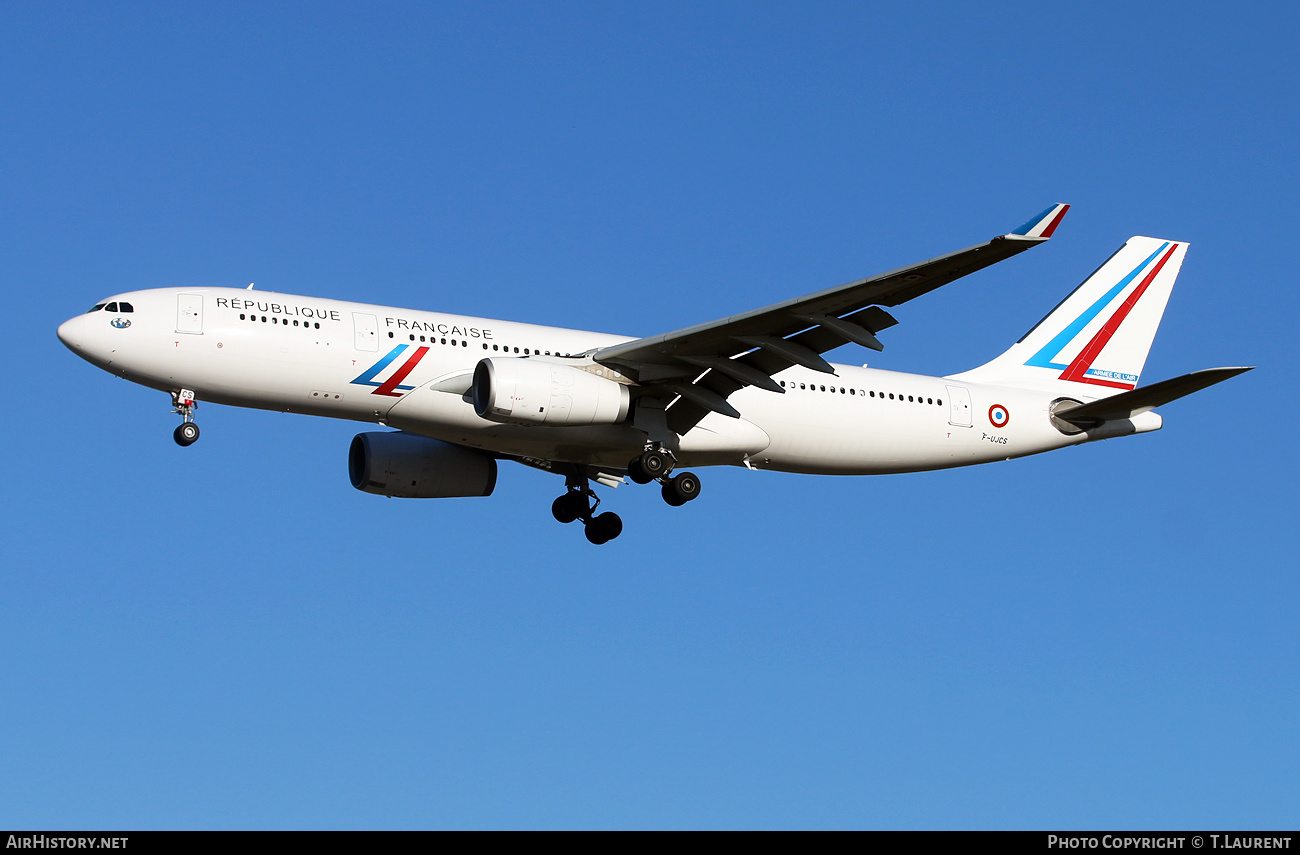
[584, 512, 623, 545]
[627, 457, 654, 485]
[551, 492, 587, 524]
[662, 471, 701, 506]
[638, 449, 671, 480]
[174, 422, 200, 447]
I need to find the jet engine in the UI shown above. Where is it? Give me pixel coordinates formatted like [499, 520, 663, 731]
[472, 358, 630, 427]
[349, 432, 497, 498]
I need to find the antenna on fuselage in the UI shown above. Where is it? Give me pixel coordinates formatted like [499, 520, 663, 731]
[247, 283, 255, 290]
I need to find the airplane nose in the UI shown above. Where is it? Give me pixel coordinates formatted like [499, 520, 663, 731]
[57, 316, 83, 350]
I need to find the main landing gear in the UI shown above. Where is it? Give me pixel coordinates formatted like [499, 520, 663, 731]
[548, 448, 700, 546]
[627, 448, 702, 508]
[552, 481, 624, 545]
[171, 388, 200, 447]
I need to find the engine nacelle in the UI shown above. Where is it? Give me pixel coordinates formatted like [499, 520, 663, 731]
[472, 358, 631, 426]
[348, 432, 497, 498]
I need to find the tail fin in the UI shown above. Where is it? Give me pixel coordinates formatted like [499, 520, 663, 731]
[950, 236, 1188, 397]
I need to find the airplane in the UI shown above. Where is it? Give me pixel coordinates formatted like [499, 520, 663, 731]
[57, 204, 1251, 544]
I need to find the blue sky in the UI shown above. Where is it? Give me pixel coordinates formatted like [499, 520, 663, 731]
[2, 1, 1296, 829]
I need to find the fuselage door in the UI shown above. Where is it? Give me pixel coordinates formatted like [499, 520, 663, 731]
[353, 312, 379, 352]
[176, 294, 203, 334]
[945, 384, 972, 427]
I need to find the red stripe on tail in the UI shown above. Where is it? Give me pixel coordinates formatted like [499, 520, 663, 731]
[1058, 243, 1178, 387]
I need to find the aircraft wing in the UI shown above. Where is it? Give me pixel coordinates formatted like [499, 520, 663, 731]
[593, 203, 1070, 434]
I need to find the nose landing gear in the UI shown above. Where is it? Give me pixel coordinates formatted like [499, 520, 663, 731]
[551, 479, 623, 544]
[171, 389, 200, 447]
[174, 422, 200, 446]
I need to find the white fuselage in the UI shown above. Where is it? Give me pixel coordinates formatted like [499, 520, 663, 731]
[58, 287, 1151, 475]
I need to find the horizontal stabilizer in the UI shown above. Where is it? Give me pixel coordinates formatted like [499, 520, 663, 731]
[1054, 367, 1253, 425]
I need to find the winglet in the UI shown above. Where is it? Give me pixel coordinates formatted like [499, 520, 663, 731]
[1010, 203, 1070, 239]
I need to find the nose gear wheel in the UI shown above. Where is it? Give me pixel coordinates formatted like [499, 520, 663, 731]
[174, 422, 200, 447]
[170, 389, 200, 447]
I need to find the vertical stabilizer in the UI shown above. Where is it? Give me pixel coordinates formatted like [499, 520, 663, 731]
[950, 236, 1188, 398]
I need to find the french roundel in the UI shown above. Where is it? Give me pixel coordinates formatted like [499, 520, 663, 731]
[988, 404, 1010, 428]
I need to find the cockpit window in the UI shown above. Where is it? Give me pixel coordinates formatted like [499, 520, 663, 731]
[118, 302, 134, 313]
[88, 303, 107, 313]
[105, 302, 119, 312]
